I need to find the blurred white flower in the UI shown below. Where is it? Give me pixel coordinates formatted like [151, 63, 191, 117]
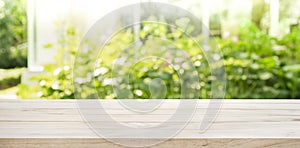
[134, 90, 143, 96]
[37, 91, 43, 97]
[63, 66, 70, 71]
[197, 55, 203, 60]
[93, 67, 108, 76]
[39, 80, 46, 86]
[182, 62, 190, 69]
[213, 54, 221, 61]
[203, 45, 210, 51]
[179, 69, 184, 74]
[82, 45, 90, 53]
[165, 52, 172, 58]
[143, 78, 151, 83]
[232, 36, 239, 42]
[53, 68, 62, 76]
[51, 82, 60, 90]
[86, 72, 93, 82]
[75, 78, 85, 84]
[113, 57, 126, 65]
[223, 31, 230, 38]
[64, 89, 72, 95]
[194, 61, 201, 66]
[141, 67, 148, 72]
[95, 59, 102, 66]
[105, 93, 116, 99]
[173, 65, 180, 70]
[97, 76, 103, 81]
[103, 78, 113, 85]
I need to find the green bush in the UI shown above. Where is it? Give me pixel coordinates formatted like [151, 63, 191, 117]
[219, 22, 300, 98]
[0, 68, 26, 89]
[0, 0, 27, 68]
[17, 21, 300, 99]
[18, 23, 77, 99]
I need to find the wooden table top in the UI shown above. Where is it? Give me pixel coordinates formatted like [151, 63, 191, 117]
[1, 99, 300, 147]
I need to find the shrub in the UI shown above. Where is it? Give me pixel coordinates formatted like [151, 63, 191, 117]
[0, 68, 26, 89]
[219, 22, 300, 98]
[17, 21, 300, 99]
[0, 0, 27, 68]
[18, 23, 77, 99]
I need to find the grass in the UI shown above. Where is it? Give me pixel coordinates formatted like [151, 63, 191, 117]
[0, 86, 19, 99]
[0, 86, 18, 94]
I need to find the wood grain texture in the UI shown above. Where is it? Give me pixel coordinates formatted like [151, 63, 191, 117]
[0, 99, 300, 147]
[1, 138, 300, 148]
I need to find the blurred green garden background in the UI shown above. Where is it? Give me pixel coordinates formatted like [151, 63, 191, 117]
[0, 0, 299, 99]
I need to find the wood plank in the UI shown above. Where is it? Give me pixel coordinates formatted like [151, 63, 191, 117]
[1, 138, 300, 148]
[2, 99, 300, 104]
[0, 102, 300, 109]
[0, 114, 300, 122]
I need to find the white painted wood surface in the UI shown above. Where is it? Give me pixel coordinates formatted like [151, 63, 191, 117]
[0, 99, 300, 147]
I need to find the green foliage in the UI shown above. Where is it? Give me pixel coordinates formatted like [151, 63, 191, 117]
[0, 68, 26, 89]
[18, 23, 77, 99]
[0, 0, 27, 68]
[17, 21, 300, 99]
[220, 22, 300, 98]
[76, 20, 210, 99]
